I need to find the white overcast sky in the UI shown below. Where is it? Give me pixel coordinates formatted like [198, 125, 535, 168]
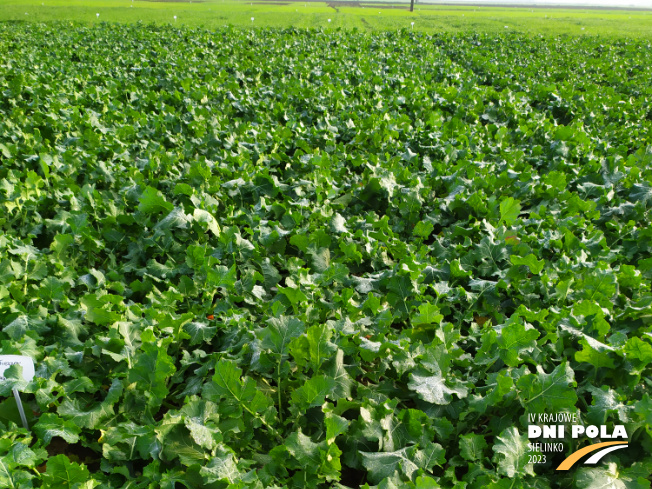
[428, 0, 652, 7]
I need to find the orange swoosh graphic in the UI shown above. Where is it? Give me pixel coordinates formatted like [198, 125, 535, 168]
[556, 441, 628, 471]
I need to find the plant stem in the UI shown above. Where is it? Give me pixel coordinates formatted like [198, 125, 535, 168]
[277, 359, 283, 424]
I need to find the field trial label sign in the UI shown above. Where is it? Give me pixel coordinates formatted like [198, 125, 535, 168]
[0, 355, 35, 381]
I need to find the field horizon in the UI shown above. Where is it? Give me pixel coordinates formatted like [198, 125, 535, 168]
[2, 0, 652, 37]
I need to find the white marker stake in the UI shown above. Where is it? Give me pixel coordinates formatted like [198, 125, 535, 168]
[96, 13, 99, 18]
[251, 16, 254, 22]
[328, 18, 331, 22]
[174, 15, 177, 20]
[0, 355, 35, 430]
[13, 389, 28, 428]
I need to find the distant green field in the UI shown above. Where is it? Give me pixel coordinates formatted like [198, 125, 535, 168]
[1, 0, 652, 37]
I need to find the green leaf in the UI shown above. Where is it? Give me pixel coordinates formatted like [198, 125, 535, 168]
[624, 337, 652, 364]
[259, 316, 305, 357]
[207, 264, 237, 289]
[193, 208, 220, 236]
[39, 276, 66, 302]
[42, 454, 90, 488]
[285, 430, 321, 466]
[634, 394, 652, 427]
[575, 339, 616, 369]
[138, 186, 174, 214]
[500, 197, 521, 226]
[200, 447, 241, 485]
[50, 234, 74, 259]
[459, 433, 488, 461]
[498, 321, 540, 367]
[307, 323, 337, 372]
[510, 254, 544, 275]
[416, 476, 441, 489]
[34, 413, 81, 445]
[492, 427, 533, 477]
[0, 143, 11, 158]
[155, 208, 191, 232]
[80, 294, 120, 326]
[184, 321, 217, 345]
[291, 375, 336, 409]
[159, 424, 208, 466]
[277, 284, 309, 313]
[575, 462, 651, 489]
[518, 362, 577, 412]
[58, 379, 122, 429]
[325, 412, 350, 444]
[361, 442, 444, 484]
[413, 221, 435, 239]
[323, 349, 353, 400]
[408, 371, 468, 405]
[412, 303, 444, 327]
[3, 315, 29, 340]
[204, 360, 270, 415]
[127, 342, 176, 405]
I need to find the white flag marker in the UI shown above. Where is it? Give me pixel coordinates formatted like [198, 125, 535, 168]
[0, 355, 35, 429]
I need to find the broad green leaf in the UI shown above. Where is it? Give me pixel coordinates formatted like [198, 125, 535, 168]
[138, 186, 174, 214]
[492, 427, 533, 477]
[459, 433, 488, 461]
[500, 197, 521, 226]
[200, 448, 241, 484]
[325, 412, 350, 444]
[58, 379, 122, 429]
[510, 254, 544, 275]
[34, 413, 81, 444]
[80, 294, 120, 326]
[184, 321, 217, 345]
[42, 454, 90, 488]
[361, 442, 444, 484]
[291, 375, 336, 409]
[127, 342, 176, 404]
[204, 360, 270, 416]
[517, 362, 577, 412]
[575, 462, 651, 489]
[159, 424, 208, 466]
[412, 303, 444, 327]
[285, 430, 321, 466]
[193, 208, 220, 236]
[408, 371, 468, 405]
[623, 337, 652, 364]
[498, 321, 540, 367]
[259, 316, 305, 357]
[307, 323, 337, 372]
